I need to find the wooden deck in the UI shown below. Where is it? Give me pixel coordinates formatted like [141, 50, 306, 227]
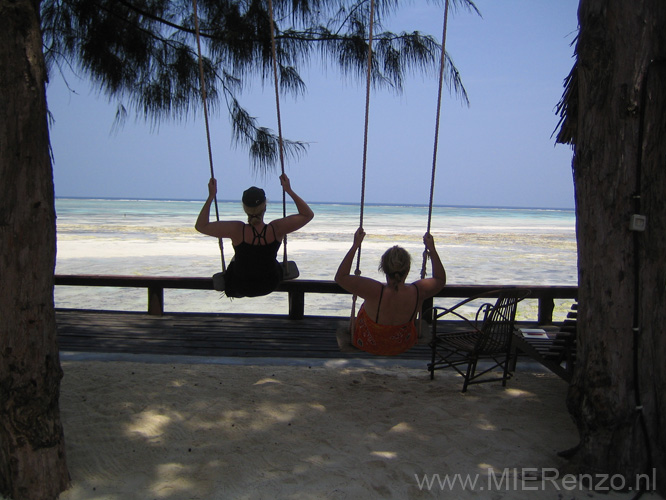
[56, 308, 571, 381]
[56, 309, 433, 361]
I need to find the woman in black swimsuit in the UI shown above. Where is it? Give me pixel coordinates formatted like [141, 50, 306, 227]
[195, 174, 314, 297]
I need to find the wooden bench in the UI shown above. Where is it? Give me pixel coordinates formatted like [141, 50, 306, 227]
[512, 303, 578, 382]
[542, 303, 577, 372]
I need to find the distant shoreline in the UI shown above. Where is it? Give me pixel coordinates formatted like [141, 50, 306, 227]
[55, 196, 575, 213]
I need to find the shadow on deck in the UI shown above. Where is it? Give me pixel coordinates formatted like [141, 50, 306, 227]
[56, 309, 435, 361]
[56, 308, 573, 381]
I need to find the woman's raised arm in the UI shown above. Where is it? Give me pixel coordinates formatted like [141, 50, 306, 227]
[414, 233, 447, 299]
[195, 178, 242, 240]
[271, 174, 314, 239]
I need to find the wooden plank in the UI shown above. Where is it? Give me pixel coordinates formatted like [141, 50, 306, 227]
[55, 275, 578, 298]
[55, 310, 432, 360]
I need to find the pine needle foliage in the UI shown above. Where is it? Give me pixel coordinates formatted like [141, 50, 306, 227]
[42, 0, 478, 173]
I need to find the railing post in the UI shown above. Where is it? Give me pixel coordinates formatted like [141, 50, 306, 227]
[538, 296, 555, 325]
[288, 290, 305, 320]
[421, 297, 434, 324]
[148, 286, 164, 315]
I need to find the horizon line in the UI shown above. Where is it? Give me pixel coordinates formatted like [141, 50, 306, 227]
[54, 195, 575, 212]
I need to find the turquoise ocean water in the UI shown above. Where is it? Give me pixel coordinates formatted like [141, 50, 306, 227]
[54, 198, 577, 320]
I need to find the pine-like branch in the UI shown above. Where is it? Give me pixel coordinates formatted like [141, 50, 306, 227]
[42, 0, 479, 173]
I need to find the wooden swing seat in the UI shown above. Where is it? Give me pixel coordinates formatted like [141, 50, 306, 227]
[212, 261, 299, 292]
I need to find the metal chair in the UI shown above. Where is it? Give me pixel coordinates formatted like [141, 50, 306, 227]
[427, 289, 529, 392]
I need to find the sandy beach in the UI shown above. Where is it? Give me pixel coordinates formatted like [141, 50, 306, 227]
[49, 357, 659, 500]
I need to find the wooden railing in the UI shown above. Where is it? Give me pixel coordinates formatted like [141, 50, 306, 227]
[54, 274, 577, 324]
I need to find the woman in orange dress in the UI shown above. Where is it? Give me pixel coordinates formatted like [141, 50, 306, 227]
[335, 227, 446, 355]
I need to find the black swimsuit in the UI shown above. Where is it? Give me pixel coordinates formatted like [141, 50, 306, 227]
[223, 224, 283, 298]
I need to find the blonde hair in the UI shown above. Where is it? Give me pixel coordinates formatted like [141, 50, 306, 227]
[243, 201, 266, 225]
[379, 246, 411, 289]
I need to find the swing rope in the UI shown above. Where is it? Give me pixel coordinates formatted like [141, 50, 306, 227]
[349, 0, 376, 327]
[420, 0, 450, 280]
[267, 0, 289, 266]
[192, 0, 225, 271]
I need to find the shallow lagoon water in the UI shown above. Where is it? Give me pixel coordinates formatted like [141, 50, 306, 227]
[55, 199, 577, 320]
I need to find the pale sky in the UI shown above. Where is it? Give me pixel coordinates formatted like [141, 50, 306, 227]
[47, 0, 579, 209]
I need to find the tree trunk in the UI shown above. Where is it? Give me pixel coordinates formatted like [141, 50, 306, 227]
[0, 1, 70, 498]
[567, 0, 666, 493]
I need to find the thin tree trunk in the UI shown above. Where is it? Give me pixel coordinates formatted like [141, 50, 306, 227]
[567, 0, 665, 492]
[0, 0, 70, 498]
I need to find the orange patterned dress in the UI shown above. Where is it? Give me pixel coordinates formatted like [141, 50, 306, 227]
[352, 285, 419, 356]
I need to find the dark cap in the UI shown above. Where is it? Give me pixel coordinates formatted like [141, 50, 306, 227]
[242, 186, 266, 207]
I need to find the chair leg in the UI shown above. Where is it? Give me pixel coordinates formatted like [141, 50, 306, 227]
[509, 344, 518, 372]
[502, 354, 510, 387]
[430, 349, 435, 380]
[462, 358, 478, 393]
[429, 325, 437, 380]
[502, 349, 514, 387]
